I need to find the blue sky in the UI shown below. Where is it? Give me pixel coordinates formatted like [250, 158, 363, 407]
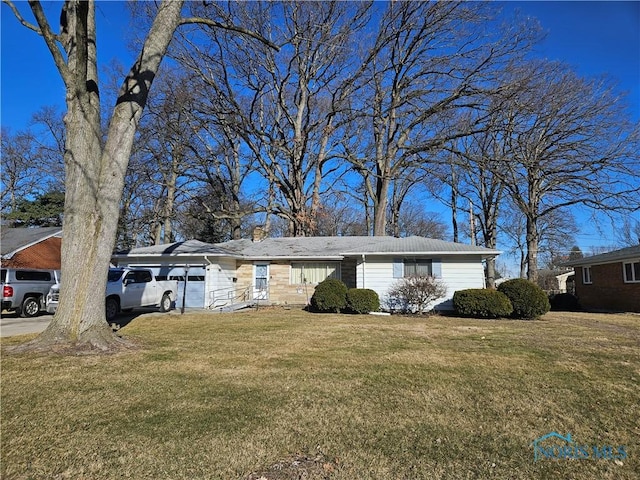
[1, 1, 638, 259]
[1, 1, 638, 129]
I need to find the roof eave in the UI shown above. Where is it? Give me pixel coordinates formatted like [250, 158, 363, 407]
[111, 252, 242, 259]
[241, 255, 345, 261]
[345, 250, 502, 257]
[3, 229, 63, 259]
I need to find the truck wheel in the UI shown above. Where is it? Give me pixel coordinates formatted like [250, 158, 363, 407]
[160, 293, 172, 313]
[105, 298, 119, 322]
[20, 296, 40, 318]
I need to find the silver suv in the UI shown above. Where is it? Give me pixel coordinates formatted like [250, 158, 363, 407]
[1, 268, 60, 317]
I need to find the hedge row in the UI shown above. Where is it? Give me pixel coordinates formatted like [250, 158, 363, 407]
[453, 279, 550, 319]
[310, 278, 380, 314]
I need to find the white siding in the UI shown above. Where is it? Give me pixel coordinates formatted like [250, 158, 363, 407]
[114, 256, 238, 309]
[437, 256, 487, 310]
[206, 258, 238, 308]
[358, 255, 486, 311]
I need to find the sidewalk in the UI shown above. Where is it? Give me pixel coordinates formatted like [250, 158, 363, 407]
[0, 313, 52, 337]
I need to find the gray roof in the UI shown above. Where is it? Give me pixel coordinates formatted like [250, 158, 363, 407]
[562, 244, 640, 266]
[116, 236, 500, 260]
[1, 227, 62, 258]
[114, 239, 236, 257]
[218, 236, 500, 259]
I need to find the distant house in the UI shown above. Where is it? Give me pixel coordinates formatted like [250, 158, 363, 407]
[1, 227, 63, 269]
[112, 235, 500, 311]
[555, 271, 575, 294]
[563, 245, 640, 313]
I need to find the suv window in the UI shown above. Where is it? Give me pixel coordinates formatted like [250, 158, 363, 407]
[138, 271, 152, 283]
[16, 270, 52, 281]
[123, 270, 152, 284]
[108, 269, 124, 282]
[1, 269, 6, 282]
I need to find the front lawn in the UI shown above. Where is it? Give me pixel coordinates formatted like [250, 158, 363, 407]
[1, 309, 638, 479]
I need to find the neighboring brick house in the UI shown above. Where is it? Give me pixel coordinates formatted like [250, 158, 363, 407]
[564, 245, 640, 313]
[1, 227, 63, 269]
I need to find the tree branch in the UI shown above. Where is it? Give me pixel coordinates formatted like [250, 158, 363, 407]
[3, 0, 41, 34]
[178, 17, 279, 51]
[24, 0, 71, 84]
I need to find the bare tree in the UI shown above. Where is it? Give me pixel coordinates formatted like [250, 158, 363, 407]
[348, 1, 539, 235]
[444, 112, 510, 287]
[3, 0, 275, 351]
[185, 108, 259, 241]
[30, 105, 66, 187]
[172, 1, 371, 236]
[132, 71, 202, 245]
[394, 202, 448, 239]
[0, 128, 41, 219]
[494, 60, 640, 282]
[615, 217, 640, 247]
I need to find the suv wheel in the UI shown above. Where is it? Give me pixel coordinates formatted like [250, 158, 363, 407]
[105, 297, 119, 322]
[20, 296, 40, 318]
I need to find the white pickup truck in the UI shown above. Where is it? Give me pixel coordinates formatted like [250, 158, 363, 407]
[46, 268, 178, 322]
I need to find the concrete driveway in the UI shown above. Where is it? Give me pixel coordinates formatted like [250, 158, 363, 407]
[0, 312, 52, 337]
[1, 307, 196, 338]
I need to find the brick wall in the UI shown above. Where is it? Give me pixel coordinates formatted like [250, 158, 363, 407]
[235, 258, 359, 306]
[1, 237, 62, 269]
[575, 263, 640, 312]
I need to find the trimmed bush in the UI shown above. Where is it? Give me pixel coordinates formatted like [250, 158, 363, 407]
[452, 289, 513, 319]
[497, 278, 550, 319]
[549, 292, 580, 312]
[346, 288, 380, 314]
[310, 278, 348, 313]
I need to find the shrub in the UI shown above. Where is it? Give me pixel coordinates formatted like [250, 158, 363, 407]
[549, 292, 580, 311]
[386, 275, 447, 314]
[452, 289, 513, 319]
[497, 278, 550, 319]
[346, 288, 380, 314]
[310, 278, 348, 313]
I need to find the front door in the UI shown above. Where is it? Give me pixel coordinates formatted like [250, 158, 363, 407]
[253, 264, 269, 300]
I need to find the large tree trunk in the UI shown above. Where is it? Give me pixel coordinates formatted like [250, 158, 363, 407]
[23, 0, 185, 352]
[526, 215, 539, 283]
[484, 222, 498, 288]
[373, 165, 390, 236]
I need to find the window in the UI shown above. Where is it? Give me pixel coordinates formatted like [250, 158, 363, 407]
[582, 266, 592, 284]
[623, 261, 640, 283]
[124, 270, 152, 283]
[108, 269, 124, 282]
[291, 262, 340, 284]
[393, 258, 441, 278]
[16, 270, 52, 281]
[404, 259, 432, 277]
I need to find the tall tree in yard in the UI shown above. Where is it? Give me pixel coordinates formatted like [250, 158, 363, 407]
[4, 0, 273, 351]
[445, 116, 509, 288]
[348, 1, 539, 235]
[1, 128, 41, 219]
[494, 60, 640, 282]
[172, 1, 370, 236]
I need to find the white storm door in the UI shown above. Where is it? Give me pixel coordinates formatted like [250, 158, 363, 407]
[253, 264, 269, 300]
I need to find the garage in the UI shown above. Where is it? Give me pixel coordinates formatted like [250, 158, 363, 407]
[111, 240, 239, 310]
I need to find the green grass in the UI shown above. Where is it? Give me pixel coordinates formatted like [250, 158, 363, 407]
[2, 309, 639, 479]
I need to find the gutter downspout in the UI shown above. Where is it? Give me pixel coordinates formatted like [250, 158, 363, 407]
[361, 254, 366, 289]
